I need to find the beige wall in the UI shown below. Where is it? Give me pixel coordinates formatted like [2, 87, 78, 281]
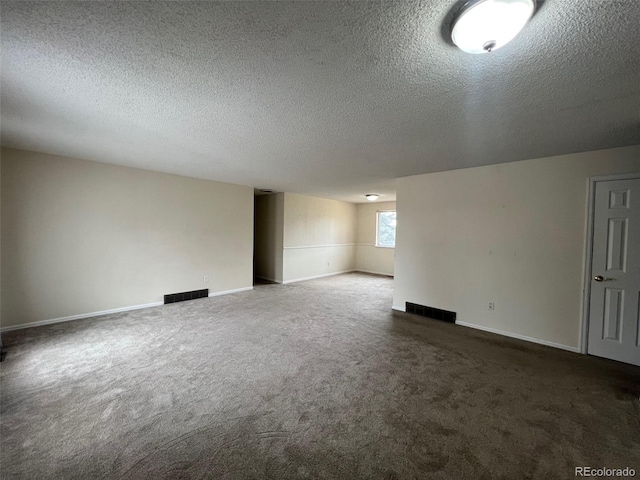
[355, 201, 396, 276]
[254, 193, 284, 283]
[394, 145, 640, 351]
[282, 193, 356, 283]
[1, 148, 254, 329]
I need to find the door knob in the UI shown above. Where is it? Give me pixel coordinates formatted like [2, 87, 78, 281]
[593, 275, 614, 282]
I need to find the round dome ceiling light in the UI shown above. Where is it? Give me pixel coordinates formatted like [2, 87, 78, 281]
[365, 194, 380, 202]
[451, 0, 536, 54]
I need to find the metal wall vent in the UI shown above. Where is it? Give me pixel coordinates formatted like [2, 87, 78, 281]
[164, 289, 209, 304]
[405, 302, 456, 323]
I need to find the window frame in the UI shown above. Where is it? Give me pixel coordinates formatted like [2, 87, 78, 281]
[375, 210, 397, 248]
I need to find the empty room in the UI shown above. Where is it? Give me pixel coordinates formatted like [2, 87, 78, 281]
[1, 1, 639, 479]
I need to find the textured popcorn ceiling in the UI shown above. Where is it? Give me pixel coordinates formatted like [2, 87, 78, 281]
[2, 1, 639, 202]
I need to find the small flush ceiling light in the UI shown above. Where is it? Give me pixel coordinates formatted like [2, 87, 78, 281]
[365, 194, 380, 202]
[451, 0, 536, 54]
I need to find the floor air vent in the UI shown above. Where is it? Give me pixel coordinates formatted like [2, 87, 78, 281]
[406, 302, 456, 323]
[164, 289, 209, 304]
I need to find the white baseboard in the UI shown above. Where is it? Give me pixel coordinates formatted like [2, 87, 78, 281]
[355, 269, 394, 277]
[0, 301, 164, 333]
[392, 305, 406, 312]
[208, 286, 254, 297]
[1, 286, 255, 333]
[282, 270, 356, 284]
[455, 321, 581, 353]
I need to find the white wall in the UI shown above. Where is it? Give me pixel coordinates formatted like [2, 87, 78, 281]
[1, 148, 254, 329]
[254, 193, 284, 283]
[355, 201, 396, 276]
[282, 193, 356, 283]
[394, 146, 640, 351]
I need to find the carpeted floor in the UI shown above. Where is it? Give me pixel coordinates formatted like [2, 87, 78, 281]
[1, 273, 639, 479]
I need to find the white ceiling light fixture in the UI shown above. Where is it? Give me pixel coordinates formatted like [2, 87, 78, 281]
[365, 194, 380, 202]
[451, 0, 536, 54]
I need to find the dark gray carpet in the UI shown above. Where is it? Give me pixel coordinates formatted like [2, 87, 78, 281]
[1, 273, 639, 479]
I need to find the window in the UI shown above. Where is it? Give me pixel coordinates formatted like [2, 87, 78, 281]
[376, 211, 396, 248]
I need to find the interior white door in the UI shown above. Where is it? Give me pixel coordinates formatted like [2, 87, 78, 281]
[587, 177, 640, 366]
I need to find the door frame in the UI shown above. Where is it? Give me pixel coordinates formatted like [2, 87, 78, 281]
[580, 172, 640, 354]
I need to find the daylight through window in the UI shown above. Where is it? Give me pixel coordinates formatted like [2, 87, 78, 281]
[376, 211, 396, 247]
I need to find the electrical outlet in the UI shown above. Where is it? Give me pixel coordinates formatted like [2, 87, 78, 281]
[488, 302, 495, 310]
[203, 275, 209, 283]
